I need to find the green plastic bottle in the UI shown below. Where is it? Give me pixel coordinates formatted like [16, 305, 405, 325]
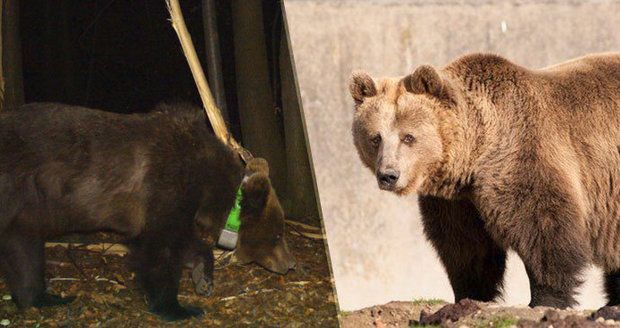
[217, 186, 242, 250]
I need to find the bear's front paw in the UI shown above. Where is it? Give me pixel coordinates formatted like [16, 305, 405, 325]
[194, 277, 214, 297]
[529, 289, 576, 309]
[191, 261, 214, 296]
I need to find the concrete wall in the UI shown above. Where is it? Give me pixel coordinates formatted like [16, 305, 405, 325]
[284, 0, 620, 311]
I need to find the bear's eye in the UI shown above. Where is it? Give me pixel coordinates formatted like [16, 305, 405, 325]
[370, 135, 382, 147]
[402, 134, 415, 145]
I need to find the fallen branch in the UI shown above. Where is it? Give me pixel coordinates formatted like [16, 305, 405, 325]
[46, 260, 72, 267]
[94, 277, 121, 285]
[219, 288, 278, 302]
[288, 226, 325, 240]
[46, 242, 129, 256]
[49, 277, 80, 282]
[285, 219, 322, 232]
[286, 281, 313, 286]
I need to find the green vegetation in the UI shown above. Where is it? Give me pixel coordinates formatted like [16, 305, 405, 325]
[411, 298, 446, 306]
[474, 315, 518, 328]
[410, 315, 517, 327]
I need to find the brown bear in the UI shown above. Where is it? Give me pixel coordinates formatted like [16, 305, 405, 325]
[188, 156, 296, 296]
[349, 53, 620, 308]
[0, 102, 295, 321]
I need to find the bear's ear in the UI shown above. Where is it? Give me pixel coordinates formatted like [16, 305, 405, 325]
[403, 65, 446, 99]
[241, 173, 271, 216]
[245, 157, 269, 177]
[349, 71, 377, 105]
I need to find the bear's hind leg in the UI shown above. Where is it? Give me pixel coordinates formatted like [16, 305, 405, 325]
[604, 270, 620, 306]
[0, 232, 74, 308]
[132, 236, 204, 321]
[419, 196, 507, 302]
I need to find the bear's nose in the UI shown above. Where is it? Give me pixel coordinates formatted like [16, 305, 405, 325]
[378, 169, 400, 188]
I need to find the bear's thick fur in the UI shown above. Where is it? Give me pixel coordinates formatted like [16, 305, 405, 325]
[350, 53, 620, 308]
[0, 103, 295, 321]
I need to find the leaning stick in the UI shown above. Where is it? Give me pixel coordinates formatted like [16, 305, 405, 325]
[165, 0, 252, 162]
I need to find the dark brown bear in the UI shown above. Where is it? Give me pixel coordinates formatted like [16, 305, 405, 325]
[350, 53, 620, 308]
[0, 102, 295, 321]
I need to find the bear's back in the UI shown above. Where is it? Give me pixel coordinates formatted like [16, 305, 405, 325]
[537, 53, 620, 112]
[0, 103, 242, 237]
[534, 54, 620, 143]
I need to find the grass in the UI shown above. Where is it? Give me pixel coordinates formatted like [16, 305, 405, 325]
[474, 315, 518, 328]
[410, 315, 517, 328]
[411, 298, 446, 306]
[408, 299, 517, 328]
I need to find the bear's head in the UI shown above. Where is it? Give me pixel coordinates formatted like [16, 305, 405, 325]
[349, 65, 457, 195]
[235, 158, 297, 274]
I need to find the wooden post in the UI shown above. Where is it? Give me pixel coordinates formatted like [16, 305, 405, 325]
[231, 0, 289, 197]
[279, 3, 323, 222]
[202, 0, 228, 121]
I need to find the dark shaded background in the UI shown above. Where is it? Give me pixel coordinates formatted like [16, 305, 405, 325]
[21, 0, 225, 113]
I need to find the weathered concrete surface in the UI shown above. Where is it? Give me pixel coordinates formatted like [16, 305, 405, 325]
[284, 0, 620, 311]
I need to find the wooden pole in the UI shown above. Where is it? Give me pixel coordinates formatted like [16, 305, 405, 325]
[202, 0, 228, 120]
[231, 0, 289, 199]
[165, 0, 252, 162]
[279, 9, 322, 221]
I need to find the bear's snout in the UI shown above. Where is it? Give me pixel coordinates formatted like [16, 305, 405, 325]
[377, 169, 400, 189]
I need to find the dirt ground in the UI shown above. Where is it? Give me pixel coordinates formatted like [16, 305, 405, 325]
[0, 222, 338, 327]
[340, 299, 620, 328]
